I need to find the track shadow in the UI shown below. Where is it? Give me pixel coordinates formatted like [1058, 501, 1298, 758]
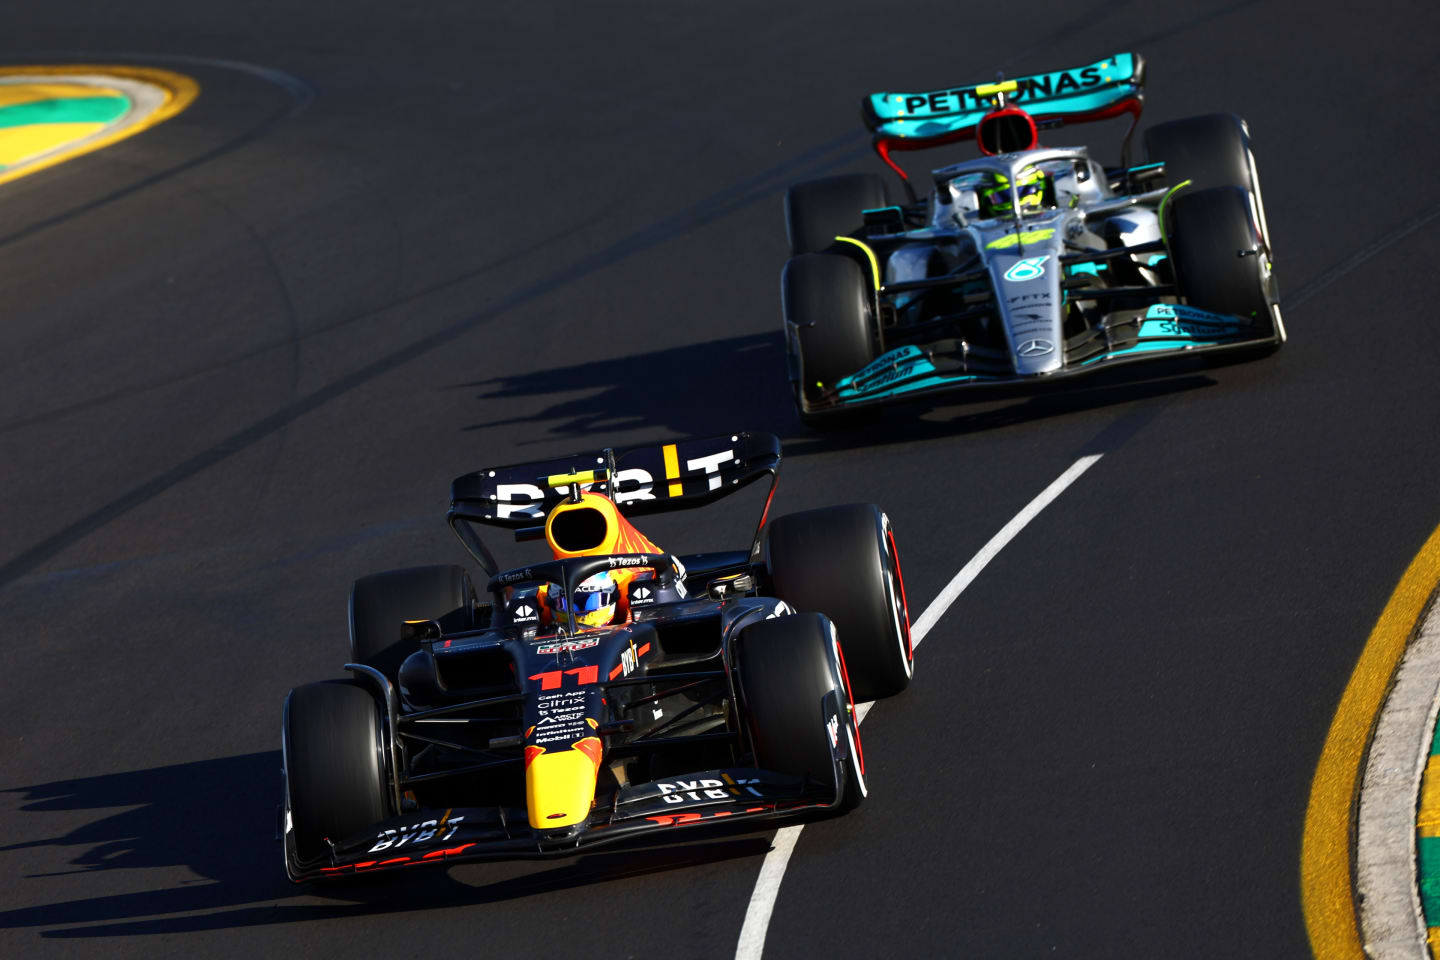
[0, 752, 773, 938]
[0, 132, 872, 590]
[456, 330, 1219, 454]
[455, 331, 793, 441]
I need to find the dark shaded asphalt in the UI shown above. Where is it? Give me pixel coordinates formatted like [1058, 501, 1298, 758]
[3, 2, 1439, 957]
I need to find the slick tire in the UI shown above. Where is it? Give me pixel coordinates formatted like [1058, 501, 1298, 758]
[283, 680, 390, 868]
[1144, 112, 1271, 248]
[350, 565, 475, 678]
[1172, 185, 1275, 329]
[740, 613, 865, 812]
[784, 173, 890, 256]
[782, 253, 877, 425]
[764, 504, 912, 702]
[1144, 112, 1252, 192]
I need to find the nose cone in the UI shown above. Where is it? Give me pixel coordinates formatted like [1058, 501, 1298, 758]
[983, 221, 1066, 375]
[525, 738, 602, 828]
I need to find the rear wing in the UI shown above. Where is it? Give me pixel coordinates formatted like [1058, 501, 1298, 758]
[862, 53, 1145, 178]
[449, 432, 782, 572]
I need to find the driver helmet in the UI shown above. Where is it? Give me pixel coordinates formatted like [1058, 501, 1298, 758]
[977, 166, 1053, 218]
[549, 571, 618, 628]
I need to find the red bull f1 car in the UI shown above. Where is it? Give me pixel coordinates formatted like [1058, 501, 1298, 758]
[782, 52, 1284, 424]
[279, 432, 913, 881]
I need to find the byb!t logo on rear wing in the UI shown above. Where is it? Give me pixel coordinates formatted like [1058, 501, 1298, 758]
[450, 431, 781, 522]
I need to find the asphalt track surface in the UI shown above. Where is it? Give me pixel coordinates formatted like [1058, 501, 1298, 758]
[3, 2, 1439, 957]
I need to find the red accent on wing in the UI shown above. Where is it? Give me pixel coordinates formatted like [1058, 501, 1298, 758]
[757, 478, 780, 534]
[875, 136, 909, 181]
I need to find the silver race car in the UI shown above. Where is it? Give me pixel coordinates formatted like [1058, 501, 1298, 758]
[781, 53, 1283, 424]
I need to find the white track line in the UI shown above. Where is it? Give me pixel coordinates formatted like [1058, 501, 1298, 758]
[734, 453, 1104, 960]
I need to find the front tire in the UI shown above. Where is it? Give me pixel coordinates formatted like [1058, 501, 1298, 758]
[350, 565, 474, 678]
[283, 680, 390, 871]
[765, 504, 912, 702]
[1172, 185, 1275, 327]
[784, 173, 889, 256]
[740, 613, 865, 811]
[782, 253, 877, 426]
[1144, 112, 1271, 249]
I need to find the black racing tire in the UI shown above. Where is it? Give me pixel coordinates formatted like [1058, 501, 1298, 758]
[782, 253, 877, 425]
[1144, 113, 1253, 193]
[764, 504, 912, 702]
[350, 565, 474, 678]
[739, 613, 865, 812]
[1144, 112, 1271, 248]
[1172, 185, 1275, 327]
[784, 173, 890, 256]
[283, 680, 390, 867]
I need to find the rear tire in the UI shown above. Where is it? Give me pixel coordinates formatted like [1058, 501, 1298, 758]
[782, 253, 877, 425]
[765, 504, 912, 702]
[350, 565, 474, 678]
[740, 613, 865, 811]
[784, 173, 889, 256]
[283, 680, 390, 867]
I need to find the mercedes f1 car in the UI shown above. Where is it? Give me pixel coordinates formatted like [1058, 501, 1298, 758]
[279, 433, 912, 881]
[782, 52, 1284, 424]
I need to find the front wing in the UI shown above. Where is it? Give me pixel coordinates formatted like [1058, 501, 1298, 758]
[804, 303, 1283, 416]
[285, 765, 836, 882]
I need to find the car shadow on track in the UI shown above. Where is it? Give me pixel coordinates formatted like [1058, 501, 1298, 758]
[0, 752, 773, 938]
[455, 331, 1220, 454]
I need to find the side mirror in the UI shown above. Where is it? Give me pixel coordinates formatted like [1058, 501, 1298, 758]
[400, 619, 442, 643]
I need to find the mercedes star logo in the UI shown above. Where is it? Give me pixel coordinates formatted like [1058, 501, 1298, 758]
[1017, 338, 1055, 357]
